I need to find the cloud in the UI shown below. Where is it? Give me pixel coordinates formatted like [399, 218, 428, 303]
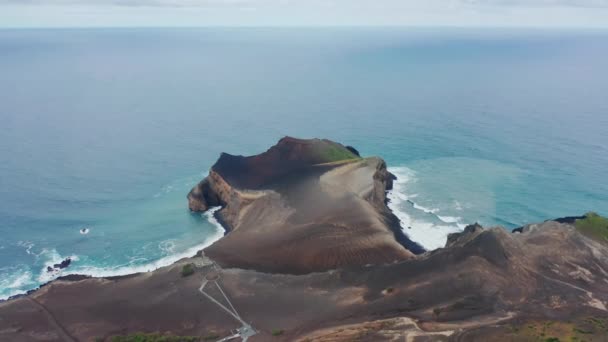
[2, 0, 607, 7]
[459, 0, 608, 8]
[0, 0, 607, 27]
[0, 0, 254, 7]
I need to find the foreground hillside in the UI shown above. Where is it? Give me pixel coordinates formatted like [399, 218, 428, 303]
[1, 138, 607, 342]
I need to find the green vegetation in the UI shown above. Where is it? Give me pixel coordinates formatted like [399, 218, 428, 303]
[202, 333, 219, 341]
[111, 333, 200, 342]
[573, 328, 593, 335]
[317, 144, 359, 163]
[271, 329, 284, 337]
[508, 318, 608, 342]
[181, 263, 195, 277]
[575, 212, 608, 243]
[385, 287, 394, 294]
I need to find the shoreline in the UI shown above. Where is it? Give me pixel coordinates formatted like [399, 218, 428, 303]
[0, 207, 227, 303]
[1, 164, 465, 302]
[386, 166, 464, 250]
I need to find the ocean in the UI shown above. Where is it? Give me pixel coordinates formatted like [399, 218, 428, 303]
[1, 27, 607, 300]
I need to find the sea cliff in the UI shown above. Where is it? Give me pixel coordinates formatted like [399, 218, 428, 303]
[187, 137, 423, 274]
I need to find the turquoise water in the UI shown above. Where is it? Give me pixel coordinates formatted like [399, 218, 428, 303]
[1, 28, 607, 299]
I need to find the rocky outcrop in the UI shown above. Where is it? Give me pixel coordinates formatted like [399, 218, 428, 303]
[187, 178, 220, 212]
[46, 258, 72, 273]
[445, 223, 484, 248]
[188, 137, 423, 273]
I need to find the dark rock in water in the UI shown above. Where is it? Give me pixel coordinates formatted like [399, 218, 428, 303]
[54, 258, 72, 269]
[47, 258, 72, 272]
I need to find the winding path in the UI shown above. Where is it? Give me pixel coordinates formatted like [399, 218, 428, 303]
[198, 262, 257, 341]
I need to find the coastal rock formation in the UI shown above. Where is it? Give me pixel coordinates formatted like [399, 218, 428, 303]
[1, 138, 607, 342]
[46, 258, 72, 273]
[188, 137, 423, 273]
[445, 223, 484, 247]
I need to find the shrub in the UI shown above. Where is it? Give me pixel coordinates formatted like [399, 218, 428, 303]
[575, 212, 608, 243]
[271, 329, 284, 336]
[181, 264, 195, 277]
[203, 333, 219, 341]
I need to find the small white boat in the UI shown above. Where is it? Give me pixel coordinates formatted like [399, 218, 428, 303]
[80, 228, 90, 235]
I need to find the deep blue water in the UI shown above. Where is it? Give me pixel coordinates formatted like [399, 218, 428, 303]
[1, 28, 607, 299]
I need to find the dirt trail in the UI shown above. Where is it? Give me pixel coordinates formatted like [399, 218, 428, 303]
[26, 297, 76, 342]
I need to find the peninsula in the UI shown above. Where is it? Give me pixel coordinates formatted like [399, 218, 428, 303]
[1, 137, 607, 342]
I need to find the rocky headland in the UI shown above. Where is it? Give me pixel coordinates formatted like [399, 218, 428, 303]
[188, 137, 423, 274]
[1, 137, 607, 342]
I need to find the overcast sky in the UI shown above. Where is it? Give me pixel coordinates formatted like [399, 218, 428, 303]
[1, 0, 608, 28]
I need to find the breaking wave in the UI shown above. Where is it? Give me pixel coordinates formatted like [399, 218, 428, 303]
[387, 166, 465, 251]
[0, 207, 225, 301]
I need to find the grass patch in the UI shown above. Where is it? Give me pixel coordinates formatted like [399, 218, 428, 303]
[181, 263, 195, 277]
[202, 333, 219, 341]
[271, 329, 284, 337]
[509, 320, 608, 341]
[111, 333, 200, 342]
[573, 328, 593, 335]
[575, 212, 608, 243]
[316, 144, 359, 163]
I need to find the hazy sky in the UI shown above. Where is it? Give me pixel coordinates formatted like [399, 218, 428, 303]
[1, 0, 608, 28]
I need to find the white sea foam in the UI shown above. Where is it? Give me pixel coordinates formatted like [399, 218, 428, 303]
[158, 239, 176, 255]
[17, 241, 35, 255]
[36, 249, 81, 283]
[388, 166, 462, 251]
[412, 202, 440, 214]
[5, 270, 33, 289]
[35, 207, 225, 284]
[153, 183, 177, 198]
[437, 215, 461, 223]
[0, 269, 36, 300]
[453, 200, 463, 211]
[0, 207, 226, 300]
